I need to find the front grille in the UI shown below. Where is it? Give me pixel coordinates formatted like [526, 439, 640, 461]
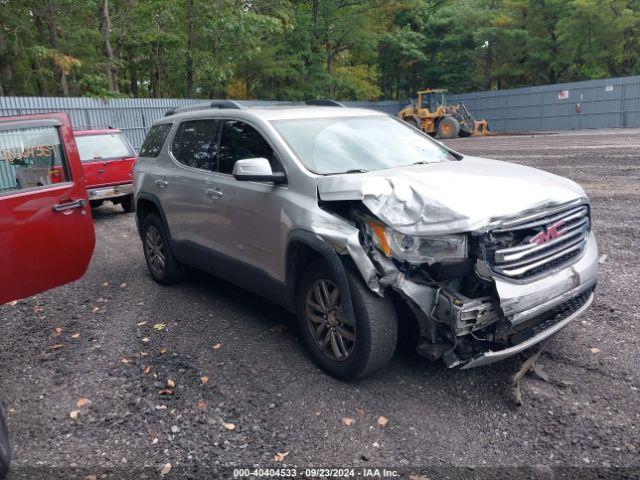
[494, 286, 594, 344]
[484, 202, 590, 280]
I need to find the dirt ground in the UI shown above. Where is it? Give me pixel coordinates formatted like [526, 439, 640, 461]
[1, 128, 639, 479]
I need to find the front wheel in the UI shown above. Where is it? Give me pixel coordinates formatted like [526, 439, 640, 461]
[0, 406, 10, 479]
[437, 116, 460, 139]
[296, 260, 398, 380]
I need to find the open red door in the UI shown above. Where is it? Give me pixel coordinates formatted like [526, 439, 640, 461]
[0, 113, 95, 304]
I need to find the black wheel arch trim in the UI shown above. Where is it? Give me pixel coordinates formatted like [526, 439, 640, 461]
[285, 229, 357, 326]
[135, 192, 171, 240]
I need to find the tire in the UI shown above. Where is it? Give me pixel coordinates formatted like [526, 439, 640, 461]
[458, 128, 472, 137]
[141, 213, 183, 285]
[0, 406, 10, 479]
[437, 116, 460, 139]
[296, 259, 398, 380]
[120, 194, 135, 213]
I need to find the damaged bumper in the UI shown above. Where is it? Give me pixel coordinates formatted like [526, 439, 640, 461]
[462, 290, 594, 369]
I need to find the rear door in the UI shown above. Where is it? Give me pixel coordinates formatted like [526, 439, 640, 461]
[75, 132, 136, 188]
[0, 113, 95, 304]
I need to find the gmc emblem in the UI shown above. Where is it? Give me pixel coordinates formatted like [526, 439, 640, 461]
[530, 220, 565, 245]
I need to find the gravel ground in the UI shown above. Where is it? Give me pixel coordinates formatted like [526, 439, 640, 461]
[1, 128, 639, 479]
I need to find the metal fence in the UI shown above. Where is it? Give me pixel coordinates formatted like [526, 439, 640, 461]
[0, 97, 405, 151]
[450, 75, 640, 132]
[1, 74, 640, 150]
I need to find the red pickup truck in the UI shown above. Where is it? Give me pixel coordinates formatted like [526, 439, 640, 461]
[74, 127, 136, 212]
[0, 112, 96, 478]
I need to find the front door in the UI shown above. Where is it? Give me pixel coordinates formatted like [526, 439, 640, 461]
[201, 119, 286, 280]
[0, 113, 95, 304]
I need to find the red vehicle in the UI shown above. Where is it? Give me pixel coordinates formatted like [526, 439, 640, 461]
[74, 127, 136, 212]
[0, 112, 96, 478]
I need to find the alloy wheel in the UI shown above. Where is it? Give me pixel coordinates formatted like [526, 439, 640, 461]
[305, 279, 356, 362]
[145, 225, 166, 276]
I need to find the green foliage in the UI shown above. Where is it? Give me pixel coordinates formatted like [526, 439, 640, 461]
[1, 0, 640, 99]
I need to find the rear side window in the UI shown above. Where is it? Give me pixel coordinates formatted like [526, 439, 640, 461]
[76, 133, 133, 162]
[140, 123, 172, 158]
[218, 120, 280, 174]
[171, 120, 219, 170]
[0, 126, 70, 194]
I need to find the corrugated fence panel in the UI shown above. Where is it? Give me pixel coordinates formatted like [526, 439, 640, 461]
[2, 77, 640, 142]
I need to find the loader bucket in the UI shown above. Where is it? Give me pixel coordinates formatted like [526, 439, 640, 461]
[472, 120, 491, 136]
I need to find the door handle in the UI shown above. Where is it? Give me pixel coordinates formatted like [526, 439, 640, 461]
[206, 188, 223, 199]
[155, 179, 168, 188]
[53, 199, 86, 212]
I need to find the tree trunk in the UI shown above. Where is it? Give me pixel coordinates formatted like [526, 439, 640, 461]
[312, 0, 318, 36]
[326, 44, 335, 96]
[185, 0, 194, 97]
[128, 50, 139, 97]
[0, 33, 14, 96]
[100, 0, 118, 92]
[44, 0, 68, 96]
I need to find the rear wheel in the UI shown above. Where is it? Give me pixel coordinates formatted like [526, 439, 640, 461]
[296, 260, 398, 380]
[142, 213, 183, 285]
[437, 116, 460, 139]
[120, 194, 135, 213]
[0, 406, 10, 479]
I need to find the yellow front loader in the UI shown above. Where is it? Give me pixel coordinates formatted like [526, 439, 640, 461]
[398, 89, 490, 139]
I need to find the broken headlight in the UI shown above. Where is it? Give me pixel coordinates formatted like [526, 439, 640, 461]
[368, 222, 468, 264]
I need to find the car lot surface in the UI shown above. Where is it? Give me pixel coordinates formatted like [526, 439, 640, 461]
[1, 128, 639, 479]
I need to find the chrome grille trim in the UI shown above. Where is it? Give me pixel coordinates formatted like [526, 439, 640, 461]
[489, 202, 590, 280]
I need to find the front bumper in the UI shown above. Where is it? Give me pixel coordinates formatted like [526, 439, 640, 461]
[88, 183, 133, 201]
[462, 291, 594, 368]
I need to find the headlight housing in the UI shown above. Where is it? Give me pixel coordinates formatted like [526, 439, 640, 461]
[368, 221, 468, 264]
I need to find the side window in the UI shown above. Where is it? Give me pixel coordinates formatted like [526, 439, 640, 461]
[218, 120, 281, 174]
[171, 120, 219, 171]
[140, 123, 171, 158]
[0, 126, 70, 194]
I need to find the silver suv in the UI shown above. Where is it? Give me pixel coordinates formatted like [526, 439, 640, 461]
[133, 102, 599, 380]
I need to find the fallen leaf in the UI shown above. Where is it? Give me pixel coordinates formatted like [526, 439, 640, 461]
[152, 437, 158, 445]
[91, 306, 100, 313]
[590, 348, 601, 354]
[160, 463, 171, 476]
[140, 352, 148, 357]
[159, 348, 168, 354]
[270, 324, 287, 333]
[154, 323, 167, 331]
[137, 321, 147, 327]
[142, 337, 150, 343]
[8, 300, 17, 306]
[274, 451, 289, 462]
[120, 283, 127, 288]
[167, 378, 175, 388]
[143, 366, 151, 375]
[69, 410, 80, 419]
[223, 422, 236, 431]
[85, 475, 98, 480]
[71, 333, 80, 339]
[53, 327, 63, 336]
[33, 305, 43, 314]
[200, 376, 209, 384]
[76, 398, 90, 408]
[377, 415, 389, 427]
[158, 389, 174, 396]
[408, 475, 430, 480]
[356, 408, 365, 416]
[102, 282, 109, 287]
[121, 358, 130, 364]
[341, 417, 354, 426]
[197, 400, 206, 410]
[48, 344, 64, 350]
[212, 343, 222, 350]
[155, 405, 167, 410]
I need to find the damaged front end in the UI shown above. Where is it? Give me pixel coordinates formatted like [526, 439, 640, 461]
[317, 198, 598, 369]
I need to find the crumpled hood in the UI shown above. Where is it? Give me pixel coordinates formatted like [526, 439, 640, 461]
[317, 156, 588, 235]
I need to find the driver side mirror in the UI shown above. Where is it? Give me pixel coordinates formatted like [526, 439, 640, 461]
[232, 158, 287, 184]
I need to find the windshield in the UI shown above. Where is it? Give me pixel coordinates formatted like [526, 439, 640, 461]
[271, 115, 452, 174]
[76, 133, 133, 162]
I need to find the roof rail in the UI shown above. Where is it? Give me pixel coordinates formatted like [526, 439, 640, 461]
[304, 99, 345, 107]
[165, 100, 244, 117]
[72, 125, 116, 131]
